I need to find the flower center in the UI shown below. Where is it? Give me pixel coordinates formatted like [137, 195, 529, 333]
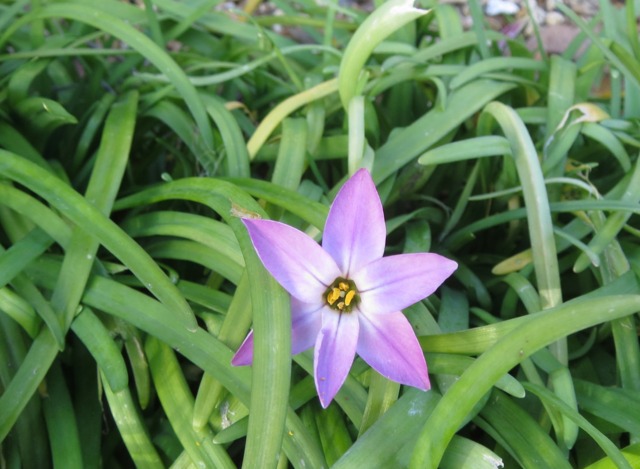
[324, 277, 359, 313]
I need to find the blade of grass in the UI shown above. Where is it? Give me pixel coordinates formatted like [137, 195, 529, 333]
[0, 152, 196, 330]
[581, 122, 631, 171]
[246, 78, 338, 159]
[479, 101, 575, 447]
[52, 90, 140, 331]
[373, 79, 516, 183]
[71, 308, 129, 392]
[524, 382, 633, 469]
[0, 314, 48, 468]
[574, 153, 640, 272]
[145, 239, 243, 284]
[42, 360, 84, 469]
[450, 57, 547, 90]
[0, 3, 216, 172]
[479, 391, 570, 468]
[426, 353, 525, 398]
[315, 403, 352, 466]
[114, 178, 307, 469]
[27, 256, 326, 469]
[333, 388, 440, 468]
[193, 272, 253, 430]
[100, 370, 165, 468]
[146, 336, 235, 468]
[358, 371, 400, 436]
[269, 117, 308, 217]
[224, 178, 328, 229]
[478, 102, 561, 310]
[409, 295, 640, 468]
[466, 0, 489, 59]
[142, 0, 164, 45]
[337, 0, 427, 109]
[0, 287, 39, 338]
[545, 55, 576, 146]
[0, 184, 71, 247]
[558, 4, 640, 89]
[0, 229, 64, 348]
[0, 328, 58, 442]
[201, 94, 251, 177]
[574, 379, 640, 434]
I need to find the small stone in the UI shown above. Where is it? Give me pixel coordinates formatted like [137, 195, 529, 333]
[546, 11, 565, 25]
[567, 0, 598, 16]
[485, 0, 520, 16]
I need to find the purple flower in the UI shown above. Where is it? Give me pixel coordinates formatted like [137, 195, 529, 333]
[232, 169, 457, 408]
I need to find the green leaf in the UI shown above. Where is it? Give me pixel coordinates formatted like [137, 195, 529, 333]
[373, 79, 516, 182]
[0, 151, 197, 331]
[101, 371, 164, 468]
[478, 391, 570, 468]
[338, 0, 427, 108]
[410, 295, 640, 468]
[146, 336, 235, 468]
[71, 308, 129, 392]
[575, 379, 640, 435]
[0, 2, 216, 172]
[42, 361, 84, 469]
[13, 97, 77, 137]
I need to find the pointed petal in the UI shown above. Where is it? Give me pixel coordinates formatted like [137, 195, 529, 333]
[322, 169, 386, 276]
[354, 253, 457, 314]
[231, 331, 254, 366]
[314, 310, 359, 408]
[231, 298, 323, 366]
[244, 219, 340, 303]
[291, 298, 323, 356]
[357, 310, 430, 390]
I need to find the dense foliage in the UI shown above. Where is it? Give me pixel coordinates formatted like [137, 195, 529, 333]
[1, 0, 640, 467]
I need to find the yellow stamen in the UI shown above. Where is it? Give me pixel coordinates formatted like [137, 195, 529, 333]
[324, 277, 359, 313]
[327, 288, 341, 305]
[344, 289, 356, 306]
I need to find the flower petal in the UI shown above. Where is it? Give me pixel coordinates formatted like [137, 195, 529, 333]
[291, 298, 324, 356]
[244, 219, 340, 303]
[357, 310, 430, 390]
[231, 298, 323, 366]
[314, 310, 359, 408]
[354, 253, 457, 314]
[231, 331, 254, 366]
[322, 169, 386, 276]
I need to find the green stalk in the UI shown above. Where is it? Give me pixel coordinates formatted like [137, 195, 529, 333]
[409, 295, 640, 467]
[477, 103, 577, 448]
[478, 102, 562, 312]
[337, 0, 427, 109]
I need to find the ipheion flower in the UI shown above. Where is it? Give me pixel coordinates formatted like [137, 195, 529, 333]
[232, 169, 457, 408]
